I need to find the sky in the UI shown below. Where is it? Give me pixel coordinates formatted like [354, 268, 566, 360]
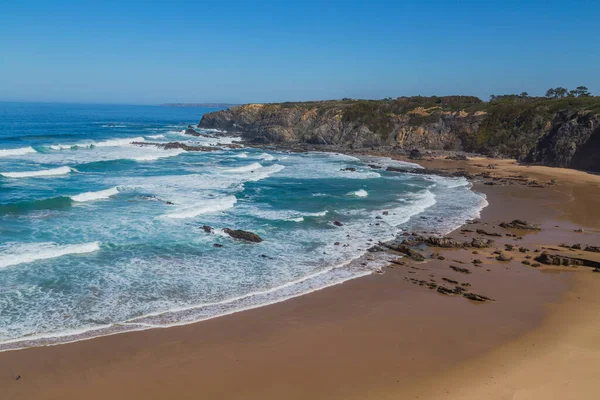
[0, 0, 599, 104]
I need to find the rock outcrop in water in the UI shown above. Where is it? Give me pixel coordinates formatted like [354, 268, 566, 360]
[199, 97, 600, 172]
[223, 228, 263, 243]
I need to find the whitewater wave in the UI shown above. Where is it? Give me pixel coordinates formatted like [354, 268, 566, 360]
[131, 149, 185, 161]
[0, 242, 101, 269]
[70, 187, 119, 202]
[240, 208, 329, 223]
[0, 166, 72, 178]
[48, 137, 145, 151]
[258, 153, 275, 161]
[0, 147, 37, 157]
[164, 196, 238, 219]
[349, 189, 369, 197]
[145, 134, 165, 139]
[224, 162, 263, 173]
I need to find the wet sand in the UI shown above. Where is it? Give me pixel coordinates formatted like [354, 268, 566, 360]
[1, 157, 599, 400]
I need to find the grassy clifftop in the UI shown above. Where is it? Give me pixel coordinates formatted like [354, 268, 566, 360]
[200, 95, 600, 171]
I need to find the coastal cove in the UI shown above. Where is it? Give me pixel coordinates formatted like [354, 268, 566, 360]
[0, 103, 488, 350]
[1, 149, 599, 399]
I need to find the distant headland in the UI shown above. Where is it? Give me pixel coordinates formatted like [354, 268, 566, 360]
[159, 103, 239, 108]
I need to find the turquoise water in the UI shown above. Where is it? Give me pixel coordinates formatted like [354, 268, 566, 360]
[0, 102, 487, 350]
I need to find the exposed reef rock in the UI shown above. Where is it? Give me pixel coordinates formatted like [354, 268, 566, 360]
[223, 228, 263, 243]
[499, 219, 541, 230]
[534, 252, 600, 268]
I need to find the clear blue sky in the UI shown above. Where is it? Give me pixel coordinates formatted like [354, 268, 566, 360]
[1, 0, 599, 104]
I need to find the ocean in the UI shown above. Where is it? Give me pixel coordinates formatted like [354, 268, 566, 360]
[0, 102, 487, 350]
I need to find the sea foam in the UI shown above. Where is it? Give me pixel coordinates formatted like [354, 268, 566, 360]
[0, 147, 37, 157]
[164, 196, 238, 219]
[224, 162, 263, 173]
[70, 187, 119, 202]
[350, 189, 369, 197]
[0, 242, 101, 269]
[0, 166, 72, 178]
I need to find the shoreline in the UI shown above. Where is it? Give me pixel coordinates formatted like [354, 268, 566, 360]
[0, 153, 485, 352]
[1, 152, 599, 399]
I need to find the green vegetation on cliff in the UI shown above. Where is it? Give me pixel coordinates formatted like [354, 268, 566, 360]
[199, 93, 600, 172]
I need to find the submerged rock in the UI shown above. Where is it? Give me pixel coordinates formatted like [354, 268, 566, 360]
[223, 228, 263, 243]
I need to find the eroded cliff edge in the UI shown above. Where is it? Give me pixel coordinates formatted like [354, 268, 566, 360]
[199, 96, 600, 172]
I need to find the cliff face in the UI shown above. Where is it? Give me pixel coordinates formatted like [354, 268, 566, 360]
[199, 98, 600, 172]
[525, 111, 600, 171]
[200, 103, 487, 150]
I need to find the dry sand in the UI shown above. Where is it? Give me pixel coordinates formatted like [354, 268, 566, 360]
[1, 157, 599, 400]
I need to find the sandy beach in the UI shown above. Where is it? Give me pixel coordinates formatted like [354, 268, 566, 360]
[1, 156, 599, 400]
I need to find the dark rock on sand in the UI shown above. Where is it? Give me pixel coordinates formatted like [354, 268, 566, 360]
[445, 154, 468, 161]
[425, 236, 467, 248]
[471, 237, 494, 248]
[585, 246, 600, 253]
[534, 252, 600, 268]
[499, 219, 541, 230]
[463, 292, 494, 302]
[379, 242, 425, 261]
[223, 228, 263, 243]
[442, 278, 459, 285]
[450, 265, 471, 274]
[476, 229, 502, 237]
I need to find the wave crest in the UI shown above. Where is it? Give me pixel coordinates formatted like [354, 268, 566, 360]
[0, 242, 101, 269]
[0, 166, 72, 178]
[0, 147, 37, 157]
[70, 187, 119, 202]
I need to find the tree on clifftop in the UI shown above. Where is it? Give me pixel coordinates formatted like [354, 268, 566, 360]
[574, 86, 590, 97]
[554, 87, 568, 98]
[545, 88, 556, 98]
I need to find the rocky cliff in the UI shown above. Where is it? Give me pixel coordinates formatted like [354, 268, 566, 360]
[199, 96, 600, 172]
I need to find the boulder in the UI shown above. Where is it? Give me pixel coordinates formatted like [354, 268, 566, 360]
[223, 228, 263, 243]
[471, 237, 494, 248]
[495, 252, 513, 262]
[409, 149, 423, 160]
[201, 225, 213, 233]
